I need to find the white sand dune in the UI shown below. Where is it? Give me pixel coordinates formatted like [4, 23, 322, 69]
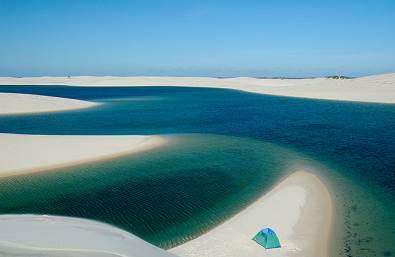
[0, 93, 98, 114]
[0, 133, 166, 177]
[0, 73, 394, 103]
[171, 171, 333, 257]
[0, 215, 176, 257]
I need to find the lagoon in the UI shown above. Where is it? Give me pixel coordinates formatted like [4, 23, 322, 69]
[0, 86, 394, 256]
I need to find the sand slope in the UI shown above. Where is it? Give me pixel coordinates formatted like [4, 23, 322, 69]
[0, 93, 98, 114]
[0, 73, 394, 103]
[0, 215, 176, 257]
[0, 133, 166, 177]
[170, 171, 333, 257]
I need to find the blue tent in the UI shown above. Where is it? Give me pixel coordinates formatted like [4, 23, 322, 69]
[252, 228, 281, 249]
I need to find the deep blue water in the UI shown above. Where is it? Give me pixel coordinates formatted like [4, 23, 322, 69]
[0, 85, 394, 256]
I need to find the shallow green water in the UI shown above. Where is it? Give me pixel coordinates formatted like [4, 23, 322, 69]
[0, 86, 394, 256]
[0, 134, 306, 248]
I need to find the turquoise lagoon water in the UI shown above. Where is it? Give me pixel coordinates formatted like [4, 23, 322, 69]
[0, 86, 394, 256]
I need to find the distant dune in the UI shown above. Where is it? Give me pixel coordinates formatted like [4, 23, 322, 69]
[0, 73, 394, 103]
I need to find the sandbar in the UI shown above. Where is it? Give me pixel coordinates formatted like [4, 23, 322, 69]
[0, 92, 98, 115]
[171, 171, 333, 257]
[0, 133, 166, 177]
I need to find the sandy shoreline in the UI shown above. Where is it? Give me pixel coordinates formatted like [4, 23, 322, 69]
[171, 171, 333, 257]
[0, 73, 394, 103]
[0, 133, 167, 178]
[0, 171, 333, 257]
[0, 92, 98, 114]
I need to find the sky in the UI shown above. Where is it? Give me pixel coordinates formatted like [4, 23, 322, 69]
[0, 0, 394, 77]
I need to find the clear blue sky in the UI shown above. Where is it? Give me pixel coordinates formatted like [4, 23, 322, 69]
[1, 0, 394, 77]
